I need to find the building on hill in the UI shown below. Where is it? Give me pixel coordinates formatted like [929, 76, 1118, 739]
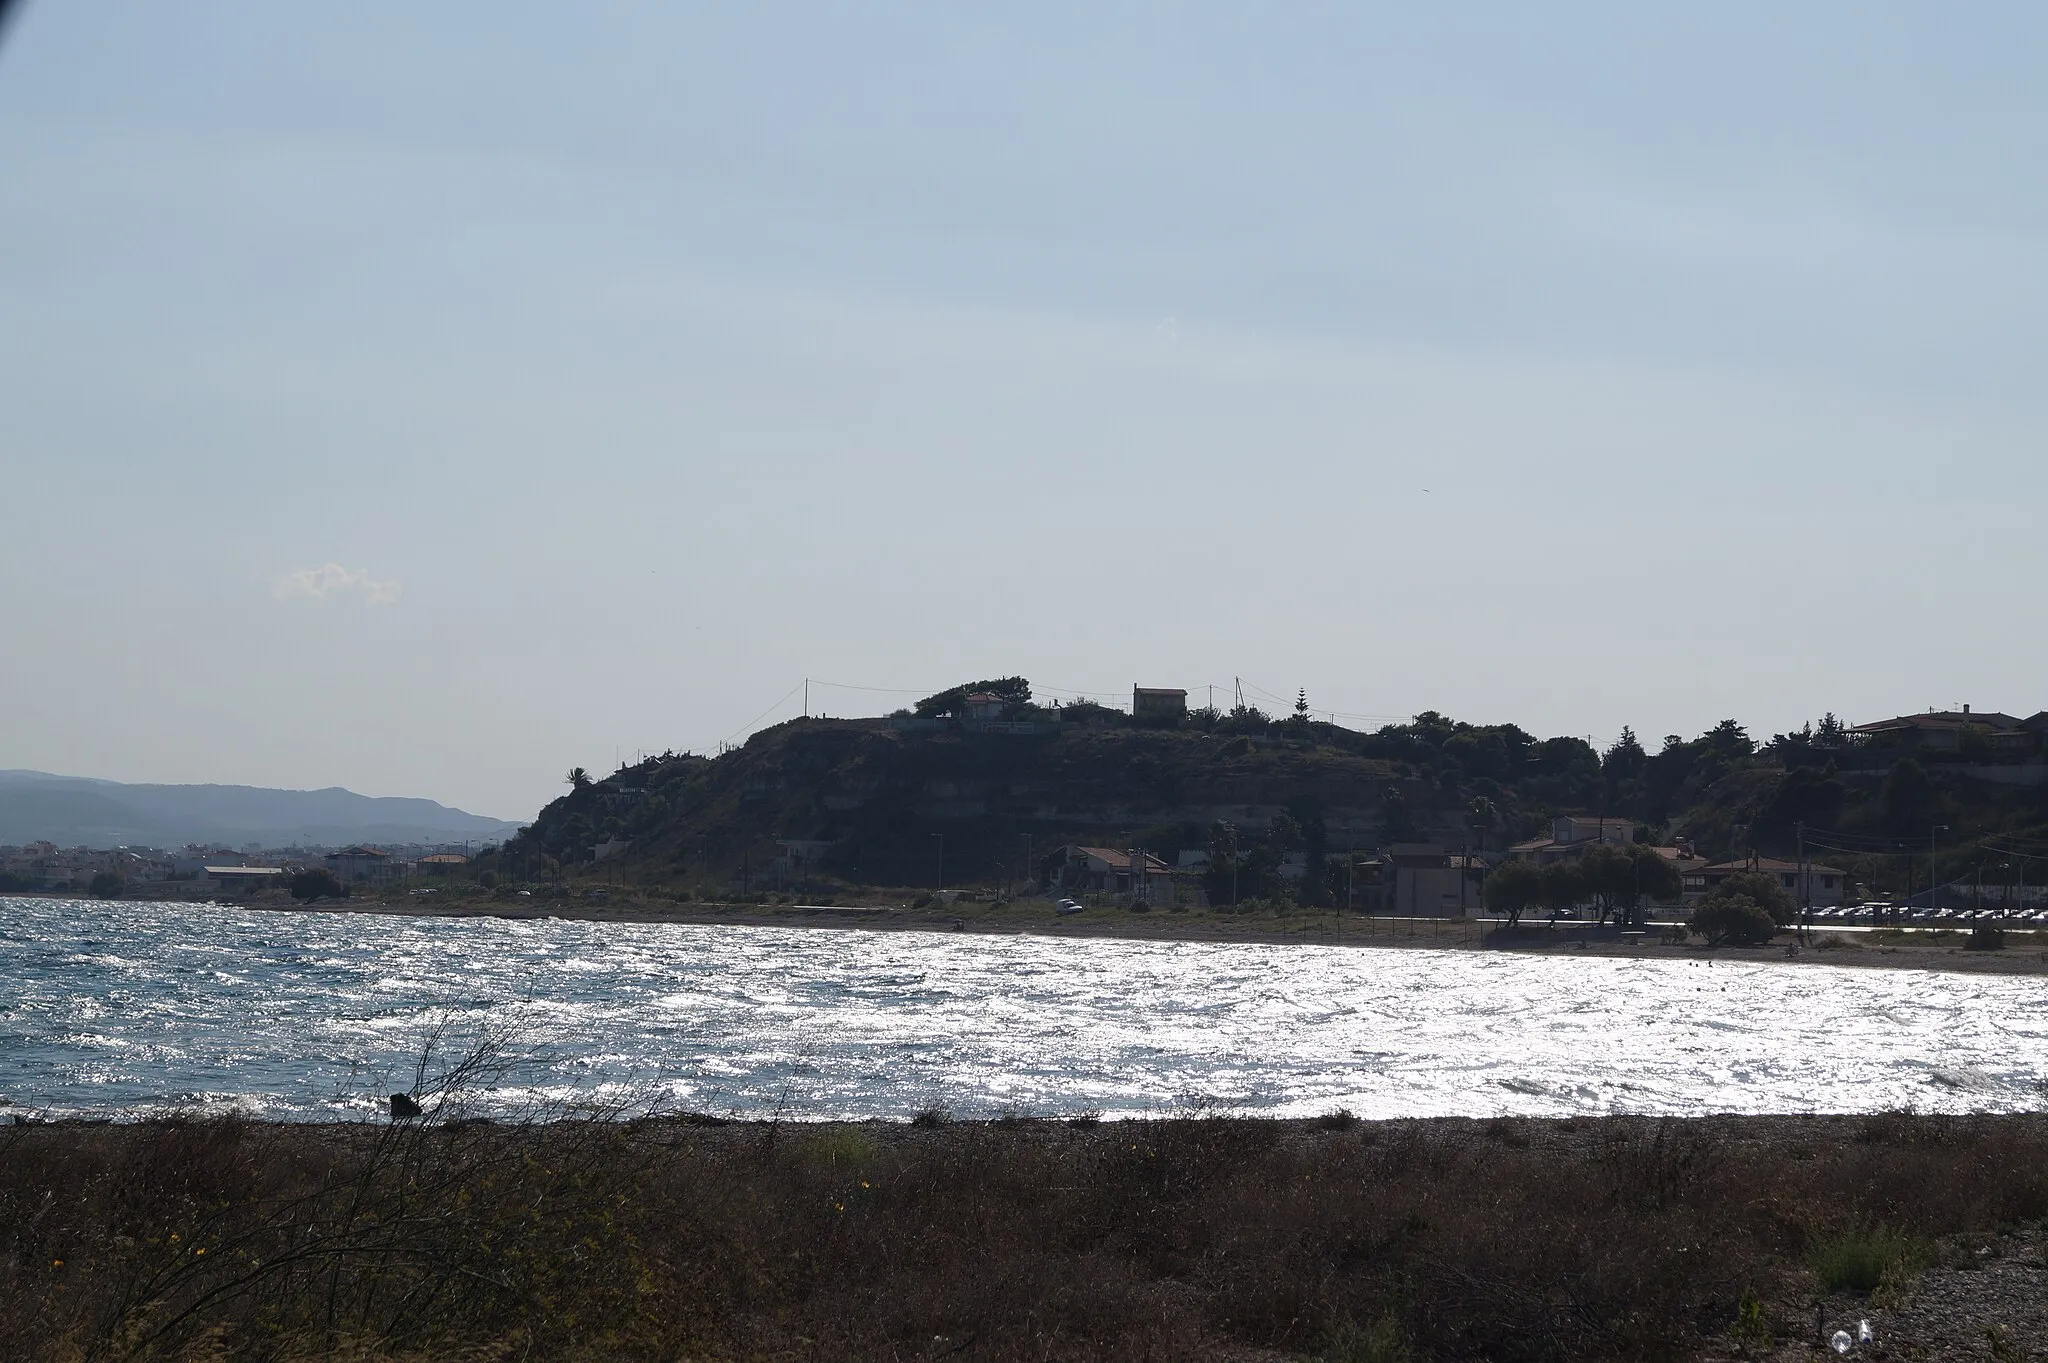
[1850, 706, 2037, 752]
[962, 692, 1009, 722]
[1507, 816, 1635, 864]
[1683, 857, 1846, 908]
[774, 839, 834, 876]
[1132, 687, 1187, 722]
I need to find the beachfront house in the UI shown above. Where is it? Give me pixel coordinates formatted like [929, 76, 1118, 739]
[1682, 857, 1847, 908]
[1051, 846, 1175, 904]
[326, 846, 395, 883]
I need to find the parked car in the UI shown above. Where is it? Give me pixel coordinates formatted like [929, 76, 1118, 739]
[1055, 898, 1084, 916]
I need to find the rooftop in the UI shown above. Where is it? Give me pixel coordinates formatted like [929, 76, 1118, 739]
[1852, 710, 2026, 733]
[1697, 857, 1846, 877]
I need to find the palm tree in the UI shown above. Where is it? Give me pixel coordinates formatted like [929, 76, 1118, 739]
[566, 767, 591, 791]
[1465, 796, 1499, 859]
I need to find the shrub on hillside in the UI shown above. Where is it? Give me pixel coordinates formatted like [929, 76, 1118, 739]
[1689, 893, 1778, 946]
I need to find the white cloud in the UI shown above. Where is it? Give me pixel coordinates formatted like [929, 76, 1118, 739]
[273, 563, 402, 605]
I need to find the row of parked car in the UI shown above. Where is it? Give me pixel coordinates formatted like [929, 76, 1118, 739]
[1806, 902, 2048, 926]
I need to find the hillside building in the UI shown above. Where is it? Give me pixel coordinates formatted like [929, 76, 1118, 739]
[1850, 706, 2044, 753]
[1132, 687, 1188, 723]
[1507, 816, 1635, 864]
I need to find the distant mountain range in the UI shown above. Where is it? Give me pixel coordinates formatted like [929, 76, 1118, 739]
[0, 771, 526, 849]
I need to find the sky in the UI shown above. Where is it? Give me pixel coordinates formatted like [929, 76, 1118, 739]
[3, 3, 2045, 821]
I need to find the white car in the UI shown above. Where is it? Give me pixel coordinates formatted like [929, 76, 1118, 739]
[1055, 898, 1084, 916]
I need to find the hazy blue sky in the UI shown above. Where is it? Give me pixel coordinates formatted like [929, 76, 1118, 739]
[4, 3, 2045, 820]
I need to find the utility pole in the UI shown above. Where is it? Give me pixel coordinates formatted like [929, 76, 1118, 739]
[932, 833, 944, 895]
[1931, 824, 1948, 916]
[1797, 822, 1808, 944]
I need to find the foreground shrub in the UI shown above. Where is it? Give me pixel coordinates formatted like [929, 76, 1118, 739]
[1689, 893, 1779, 945]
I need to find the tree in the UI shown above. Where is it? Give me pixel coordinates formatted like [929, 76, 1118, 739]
[1294, 689, 1310, 720]
[1689, 894, 1777, 946]
[1621, 843, 1683, 928]
[1881, 759, 1936, 837]
[1702, 719, 1754, 760]
[1266, 810, 1304, 856]
[1603, 726, 1647, 781]
[915, 677, 1032, 718]
[1465, 796, 1499, 859]
[566, 766, 592, 791]
[1709, 869, 1798, 926]
[1755, 765, 1846, 850]
[1380, 786, 1418, 843]
[1484, 859, 1542, 928]
[1203, 820, 1240, 908]
[1538, 860, 1586, 920]
[288, 867, 347, 903]
[1578, 845, 1633, 925]
[87, 871, 125, 899]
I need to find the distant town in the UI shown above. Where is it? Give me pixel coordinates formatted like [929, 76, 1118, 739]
[0, 839, 497, 899]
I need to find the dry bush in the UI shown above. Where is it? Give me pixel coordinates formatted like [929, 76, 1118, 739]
[5, 1112, 2047, 1361]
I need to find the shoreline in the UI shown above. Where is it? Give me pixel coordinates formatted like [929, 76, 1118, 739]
[199, 893, 2048, 975]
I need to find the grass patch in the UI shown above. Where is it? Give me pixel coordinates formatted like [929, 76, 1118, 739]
[1811, 1226, 1924, 1293]
[1318, 1314, 1411, 1363]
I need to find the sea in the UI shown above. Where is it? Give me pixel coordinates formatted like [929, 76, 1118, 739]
[3, 896, 2043, 1122]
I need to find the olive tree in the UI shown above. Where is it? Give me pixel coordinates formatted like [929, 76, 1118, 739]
[1483, 860, 1542, 928]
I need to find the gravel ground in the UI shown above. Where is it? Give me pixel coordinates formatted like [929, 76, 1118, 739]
[1728, 1224, 2048, 1362]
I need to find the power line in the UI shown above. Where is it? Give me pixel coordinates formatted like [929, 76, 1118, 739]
[719, 680, 807, 748]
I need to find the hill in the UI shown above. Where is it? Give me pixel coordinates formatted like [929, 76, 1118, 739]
[0, 771, 525, 849]
[501, 699, 2048, 904]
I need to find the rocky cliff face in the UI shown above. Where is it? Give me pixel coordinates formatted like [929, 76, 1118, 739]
[514, 718, 1428, 888]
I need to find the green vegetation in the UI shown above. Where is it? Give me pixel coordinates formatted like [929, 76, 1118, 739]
[1810, 1226, 1924, 1293]
[913, 676, 1032, 718]
[86, 870, 125, 899]
[1689, 894, 1779, 946]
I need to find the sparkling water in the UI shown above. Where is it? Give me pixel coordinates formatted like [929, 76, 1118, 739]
[3, 897, 2043, 1121]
